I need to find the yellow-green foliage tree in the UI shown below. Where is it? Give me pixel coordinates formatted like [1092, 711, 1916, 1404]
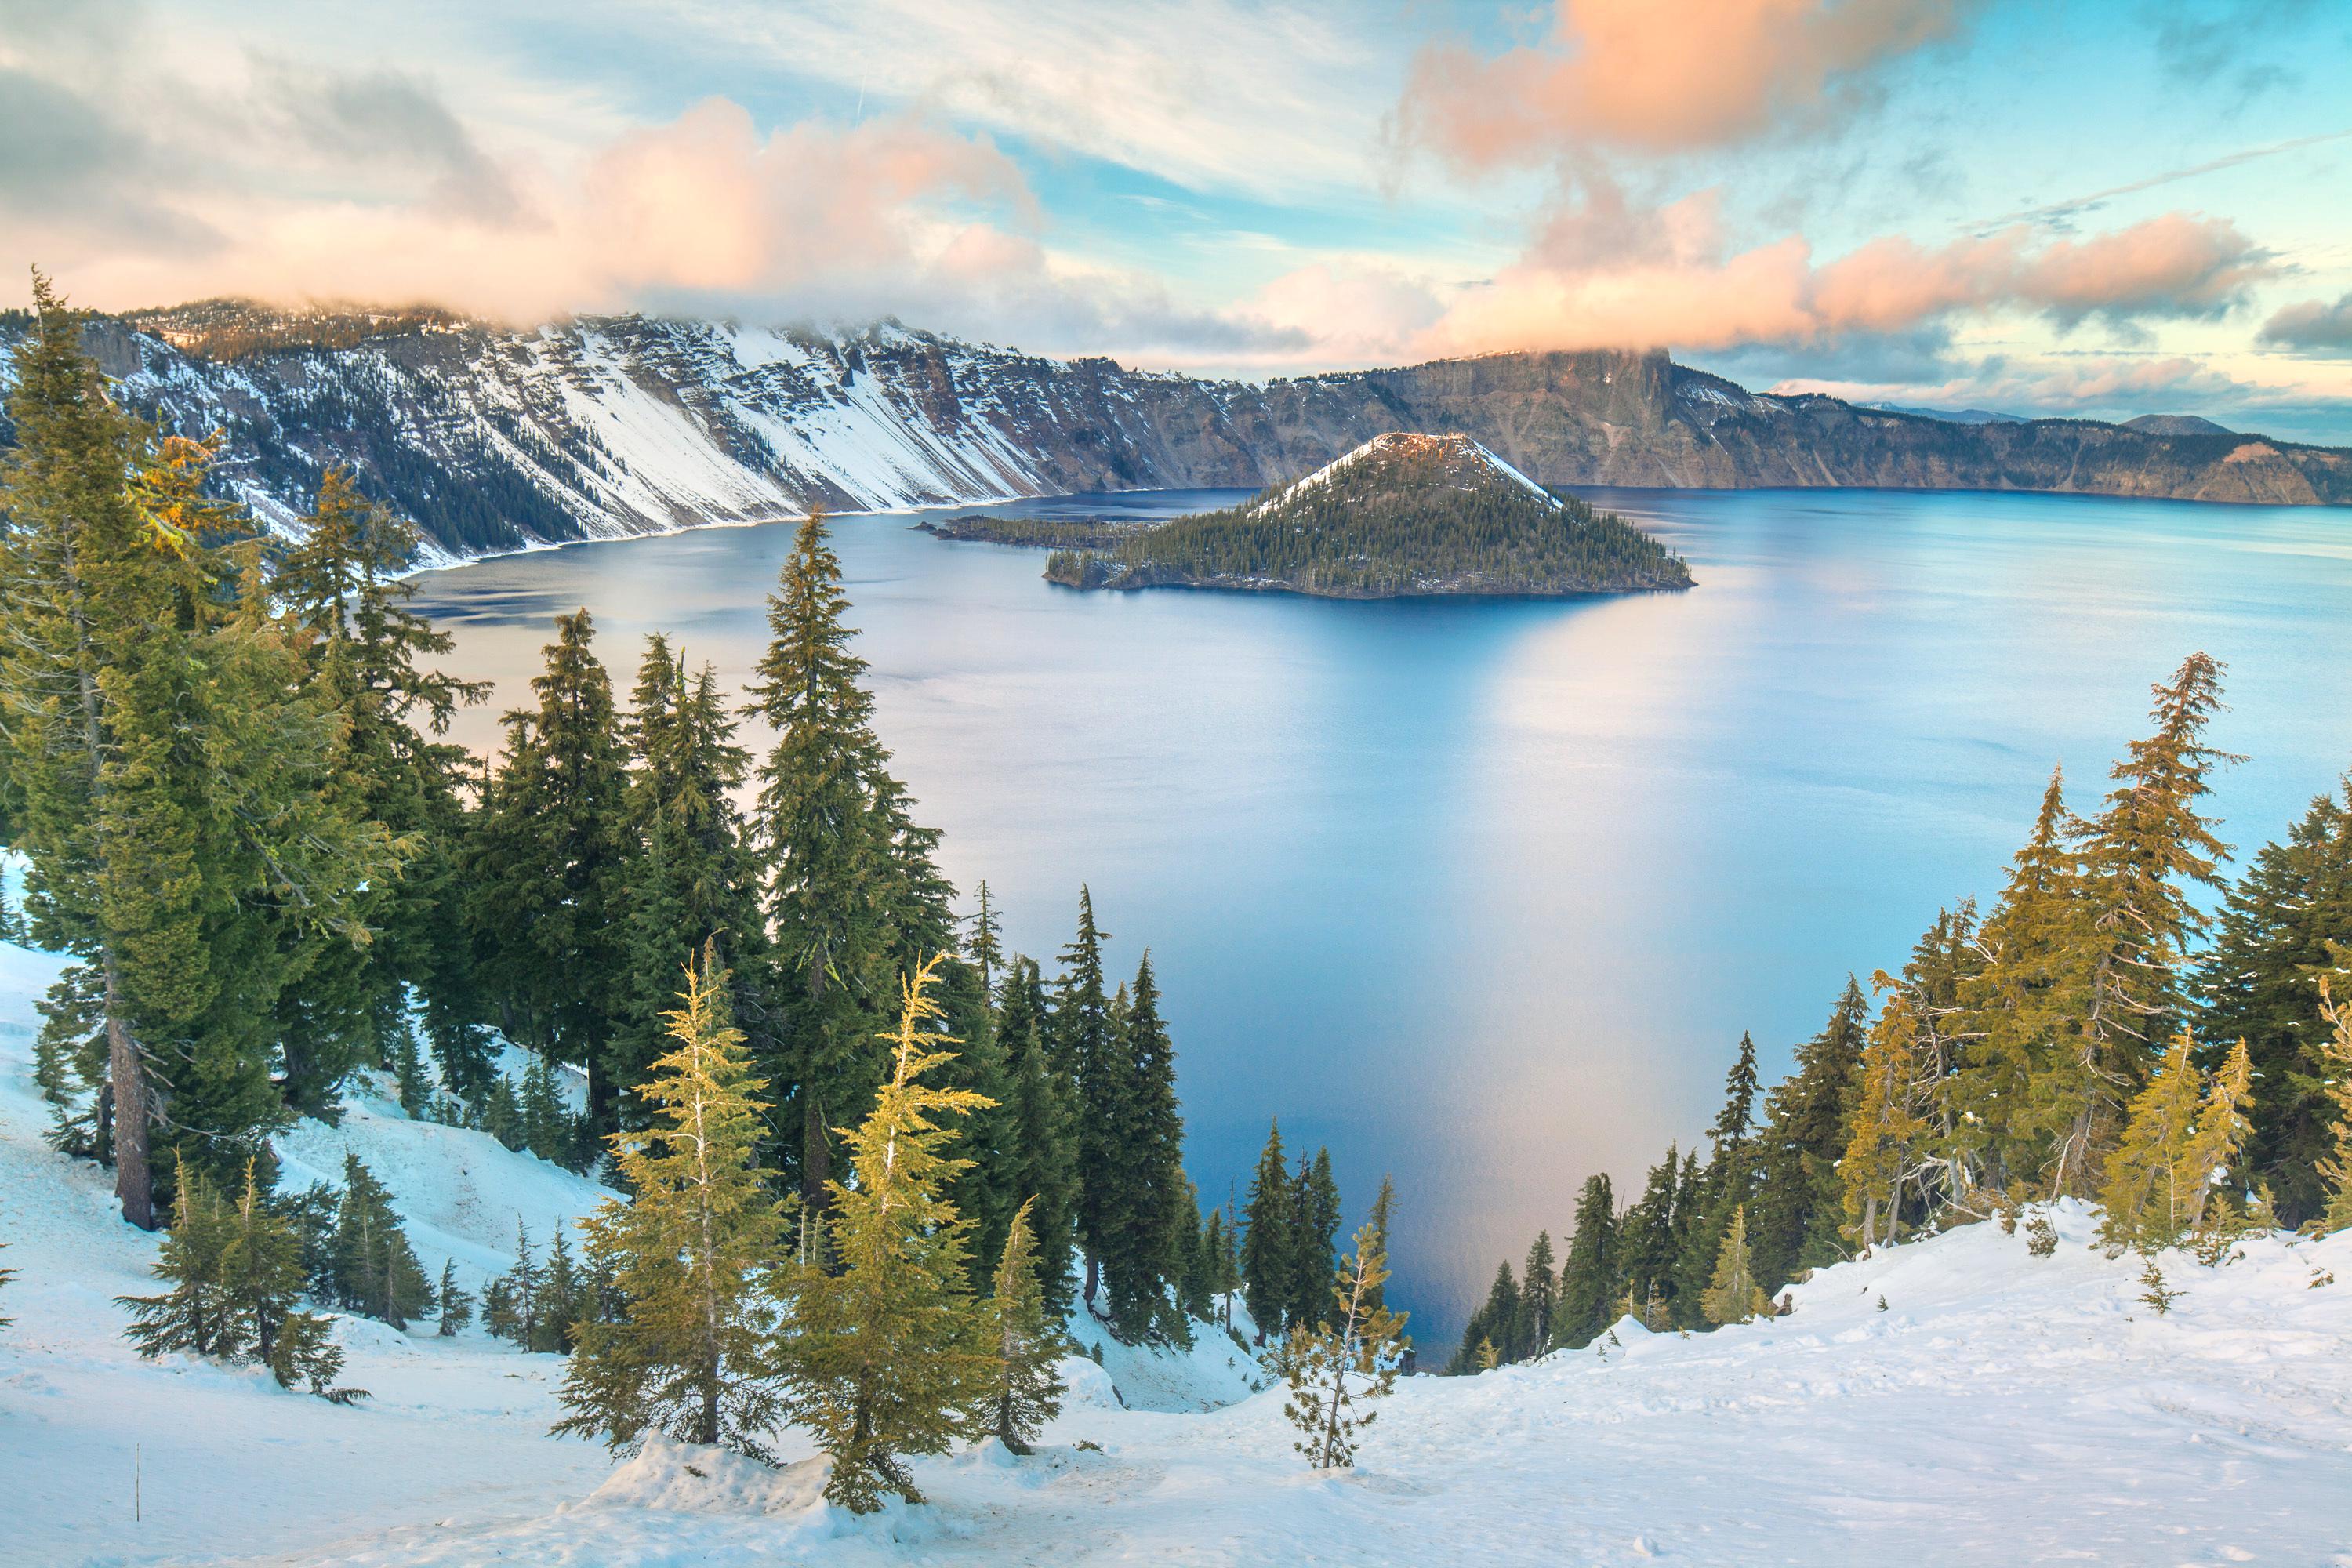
[1701, 1204, 1767, 1326]
[2311, 973, 2352, 1236]
[777, 955, 995, 1512]
[557, 953, 794, 1458]
[1842, 975, 1929, 1254]
[1284, 1221, 1410, 1469]
[2098, 1033, 2252, 1253]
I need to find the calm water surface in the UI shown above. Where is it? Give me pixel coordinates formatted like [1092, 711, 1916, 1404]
[411, 487, 2352, 1339]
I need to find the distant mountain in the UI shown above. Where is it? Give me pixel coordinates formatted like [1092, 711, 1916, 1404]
[2123, 413, 2235, 437]
[1863, 404, 2031, 425]
[1040, 431, 1693, 599]
[1, 301, 2344, 564]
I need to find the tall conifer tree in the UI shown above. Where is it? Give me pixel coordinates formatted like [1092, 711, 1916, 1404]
[1555, 1176, 1621, 1349]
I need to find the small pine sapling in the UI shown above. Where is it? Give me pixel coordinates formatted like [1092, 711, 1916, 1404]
[555, 955, 794, 1458]
[983, 1198, 1066, 1455]
[2138, 1258, 2181, 1316]
[1283, 1221, 1409, 1469]
[1701, 1205, 1768, 1326]
[1474, 1335, 1497, 1371]
[437, 1261, 473, 1337]
[2024, 1209, 2059, 1258]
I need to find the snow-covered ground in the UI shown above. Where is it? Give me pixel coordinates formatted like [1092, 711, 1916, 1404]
[6, 920, 2352, 1566]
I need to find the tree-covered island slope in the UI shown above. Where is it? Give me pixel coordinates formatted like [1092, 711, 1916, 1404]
[1040, 433, 1693, 600]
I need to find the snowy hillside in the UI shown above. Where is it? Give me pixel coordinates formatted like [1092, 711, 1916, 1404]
[6, 921, 2352, 1563]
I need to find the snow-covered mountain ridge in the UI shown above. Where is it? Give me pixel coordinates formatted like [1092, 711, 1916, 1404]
[2, 301, 2345, 567]
[5, 919, 2351, 1564]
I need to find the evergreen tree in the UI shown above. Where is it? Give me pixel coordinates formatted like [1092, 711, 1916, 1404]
[327, 1154, 432, 1329]
[535, 1227, 596, 1354]
[1288, 1148, 1342, 1335]
[1111, 952, 1189, 1344]
[744, 510, 903, 1218]
[1513, 1231, 1555, 1358]
[2307, 975, 2352, 1235]
[1618, 1145, 1682, 1328]
[1181, 1200, 1221, 1322]
[1700, 1205, 1766, 1327]
[121, 1156, 361, 1399]
[1283, 1222, 1408, 1470]
[2098, 1034, 2253, 1253]
[520, 1057, 572, 1166]
[1555, 1175, 1621, 1349]
[2195, 783, 2352, 1224]
[1675, 1035, 1762, 1316]
[1362, 1175, 1396, 1318]
[2, 281, 388, 1219]
[610, 642, 771, 1131]
[982, 1197, 1065, 1455]
[1240, 1121, 1294, 1338]
[1055, 887, 1129, 1310]
[1451, 1261, 1519, 1372]
[775, 955, 995, 1512]
[466, 609, 631, 1127]
[998, 956, 1077, 1316]
[437, 1260, 473, 1337]
[967, 883, 1006, 999]
[557, 955, 794, 1457]
[1842, 976, 1932, 1254]
[2039, 655, 2238, 1196]
[484, 1218, 544, 1348]
[937, 949, 1016, 1299]
[1958, 769, 2087, 1200]
[273, 468, 488, 1115]
[1752, 978, 1869, 1290]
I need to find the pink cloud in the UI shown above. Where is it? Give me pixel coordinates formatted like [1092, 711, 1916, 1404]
[1400, 0, 1975, 168]
[1414, 211, 2274, 358]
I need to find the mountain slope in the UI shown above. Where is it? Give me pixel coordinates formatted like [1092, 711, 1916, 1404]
[2, 303, 2346, 566]
[1044, 431, 1693, 598]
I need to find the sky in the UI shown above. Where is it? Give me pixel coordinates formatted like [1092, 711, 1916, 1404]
[4, 0, 2351, 439]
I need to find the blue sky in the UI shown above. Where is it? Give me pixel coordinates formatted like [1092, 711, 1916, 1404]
[5, 0, 2350, 437]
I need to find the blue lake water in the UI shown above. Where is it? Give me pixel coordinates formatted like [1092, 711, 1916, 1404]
[411, 486, 2352, 1341]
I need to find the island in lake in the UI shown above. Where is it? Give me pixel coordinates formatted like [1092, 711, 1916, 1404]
[1027, 433, 1694, 600]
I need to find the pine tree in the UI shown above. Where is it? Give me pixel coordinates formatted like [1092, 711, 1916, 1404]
[1111, 952, 1188, 1344]
[535, 1227, 595, 1354]
[557, 954, 794, 1457]
[1469, 1261, 1519, 1366]
[775, 955, 995, 1512]
[273, 468, 488, 1116]
[1514, 1231, 1555, 1358]
[744, 510, 902, 1219]
[983, 1197, 1065, 1455]
[485, 1219, 544, 1348]
[1362, 1175, 1396, 1317]
[1752, 978, 1869, 1290]
[611, 642, 771, 1131]
[1619, 1145, 1682, 1328]
[937, 949, 1017, 1299]
[122, 1156, 361, 1399]
[1183, 1201, 1222, 1323]
[326, 1154, 432, 1329]
[1676, 1035, 1762, 1316]
[1843, 977, 1930, 1254]
[2196, 783, 2352, 1224]
[967, 883, 1006, 999]
[1, 281, 388, 1219]
[1283, 1222, 1408, 1469]
[466, 610, 632, 1127]
[2310, 975, 2352, 1236]
[118, 1156, 236, 1359]
[520, 1057, 572, 1166]
[1055, 887, 1129, 1311]
[1555, 1175, 1621, 1349]
[2041, 655, 2239, 1196]
[998, 956, 1077, 1316]
[1240, 1121, 1294, 1338]
[437, 1260, 473, 1337]
[1288, 1148, 1341, 1334]
[2097, 1035, 2216, 1252]
[1701, 1205, 1766, 1327]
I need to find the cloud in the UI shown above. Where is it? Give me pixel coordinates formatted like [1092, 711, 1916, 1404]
[1397, 0, 1977, 169]
[2257, 293, 2352, 354]
[1416, 209, 2276, 359]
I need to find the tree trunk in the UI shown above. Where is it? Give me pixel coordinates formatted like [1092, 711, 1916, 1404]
[103, 954, 154, 1230]
[1083, 1249, 1100, 1310]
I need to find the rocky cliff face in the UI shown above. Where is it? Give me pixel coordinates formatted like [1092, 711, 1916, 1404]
[2, 303, 2343, 563]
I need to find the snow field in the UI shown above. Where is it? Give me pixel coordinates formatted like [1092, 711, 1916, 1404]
[6, 913, 2352, 1565]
